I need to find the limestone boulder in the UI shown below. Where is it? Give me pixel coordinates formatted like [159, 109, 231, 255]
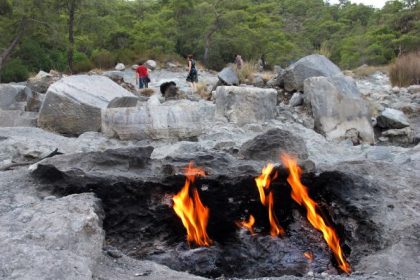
[38, 75, 134, 135]
[377, 108, 410, 129]
[214, 86, 277, 126]
[115, 63, 125, 71]
[0, 84, 27, 110]
[27, 70, 61, 93]
[304, 75, 374, 143]
[289, 92, 304, 107]
[0, 110, 38, 127]
[218, 67, 239, 86]
[145, 60, 157, 70]
[284, 54, 342, 92]
[102, 97, 215, 140]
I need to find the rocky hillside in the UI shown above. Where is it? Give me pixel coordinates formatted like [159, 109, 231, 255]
[0, 55, 419, 280]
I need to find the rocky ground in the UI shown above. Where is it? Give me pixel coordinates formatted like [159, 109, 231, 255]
[0, 56, 419, 279]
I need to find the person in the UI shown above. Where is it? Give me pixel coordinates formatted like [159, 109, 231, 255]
[186, 54, 198, 92]
[235, 54, 244, 70]
[136, 62, 149, 89]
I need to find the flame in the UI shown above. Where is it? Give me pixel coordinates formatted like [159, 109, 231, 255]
[236, 214, 256, 235]
[173, 162, 212, 247]
[255, 164, 284, 236]
[280, 154, 351, 274]
[304, 251, 314, 262]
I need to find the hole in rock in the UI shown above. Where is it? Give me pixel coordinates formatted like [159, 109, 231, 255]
[38, 164, 380, 279]
[100, 170, 354, 278]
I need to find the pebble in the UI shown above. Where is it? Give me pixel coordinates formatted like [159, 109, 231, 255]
[321, 272, 329, 277]
[307, 271, 314, 277]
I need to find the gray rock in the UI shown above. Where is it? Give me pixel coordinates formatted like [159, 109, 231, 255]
[145, 60, 157, 70]
[27, 70, 61, 93]
[289, 92, 303, 107]
[377, 108, 410, 129]
[407, 85, 420, 94]
[239, 128, 308, 161]
[26, 90, 44, 112]
[273, 65, 283, 74]
[102, 98, 215, 140]
[102, 71, 125, 81]
[0, 110, 38, 127]
[214, 86, 277, 126]
[115, 63, 125, 71]
[38, 75, 134, 135]
[304, 75, 374, 143]
[253, 75, 265, 87]
[267, 69, 285, 88]
[284, 54, 342, 92]
[382, 127, 414, 144]
[0, 84, 28, 110]
[218, 67, 239, 86]
[0, 191, 104, 280]
[107, 96, 138, 108]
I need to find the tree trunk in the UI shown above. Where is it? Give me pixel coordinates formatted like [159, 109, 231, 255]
[0, 20, 25, 83]
[67, 1, 75, 73]
[203, 28, 217, 66]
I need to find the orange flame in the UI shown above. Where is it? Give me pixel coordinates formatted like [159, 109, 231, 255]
[304, 251, 314, 262]
[255, 164, 284, 236]
[236, 214, 256, 235]
[173, 162, 212, 247]
[280, 154, 351, 273]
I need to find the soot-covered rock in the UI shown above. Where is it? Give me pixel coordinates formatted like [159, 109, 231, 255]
[239, 128, 309, 161]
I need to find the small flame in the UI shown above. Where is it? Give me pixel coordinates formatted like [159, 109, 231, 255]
[280, 154, 351, 274]
[304, 251, 314, 262]
[173, 162, 212, 247]
[255, 164, 284, 236]
[236, 214, 256, 235]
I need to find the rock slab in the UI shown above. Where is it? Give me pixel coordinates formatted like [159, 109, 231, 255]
[102, 97, 215, 140]
[38, 75, 134, 135]
[304, 75, 374, 143]
[284, 54, 342, 92]
[377, 108, 410, 129]
[218, 67, 239, 86]
[215, 86, 277, 126]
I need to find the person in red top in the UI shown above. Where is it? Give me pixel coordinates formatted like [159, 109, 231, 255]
[136, 62, 149, 89]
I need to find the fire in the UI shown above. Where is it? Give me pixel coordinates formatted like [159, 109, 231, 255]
[304, 251, 314, 262]
[280, 154, 351, 274]
[255, 164, 284, 236]
[236, 214, 256, 235]
[173, 162, 212, 247]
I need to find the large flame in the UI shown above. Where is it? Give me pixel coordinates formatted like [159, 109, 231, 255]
[236, 214, 256, 235]
[280, 154, 351, 273]
[255, 164, 284, 236]
[173, 162, 212, 247]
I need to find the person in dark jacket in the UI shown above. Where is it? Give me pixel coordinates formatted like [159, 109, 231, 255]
[186, 54, 198, 92]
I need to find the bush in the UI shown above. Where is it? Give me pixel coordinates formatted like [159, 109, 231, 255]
[72, 51, 94, 73]
[91, 49, 116, 69]
[390, 52, 420, 87]
[0, 59, 29, 83]
[236, 62, 257, 83]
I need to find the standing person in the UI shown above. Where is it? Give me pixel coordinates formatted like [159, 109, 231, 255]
[235, 54, 244, 70]
[186, 54, 198, 92]
[136, 62, 149, 89]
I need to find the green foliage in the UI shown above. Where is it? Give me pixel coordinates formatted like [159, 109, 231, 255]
[1, 0, 419, 82]
[0, 58, 29, 82]
[72, 51, 93, 73]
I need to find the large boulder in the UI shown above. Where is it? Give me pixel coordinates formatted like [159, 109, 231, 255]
[102, 97, 215, 140]
[304, 75, 374, 143]
[284, 54, 342, 92]
[114, 63, 125, 71]
[0, 84, 28, 110]
[0, 110, 38, 127]
[38, 75, 134, 135]
[218, 67, 239, 86]
[145, 60, 157, 70]
[214, 86, 277, 126]
[239, 128, 308, 161]
[27, 70, 61, 93]
[377, 108, 410, 129]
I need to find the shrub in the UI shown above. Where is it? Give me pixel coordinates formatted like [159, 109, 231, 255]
[0, 59, 29, 83]
[390, 52, 420, 87]
[72, 51, 94, 73]
[195, 82, 210, 100]
[236, 62, 257, 83]
[91, 49, 116, 69]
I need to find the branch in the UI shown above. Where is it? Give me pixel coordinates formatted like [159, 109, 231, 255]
[0, 18, 26, 62]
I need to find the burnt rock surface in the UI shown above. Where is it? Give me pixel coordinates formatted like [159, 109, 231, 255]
[30, 146, 388, 278]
